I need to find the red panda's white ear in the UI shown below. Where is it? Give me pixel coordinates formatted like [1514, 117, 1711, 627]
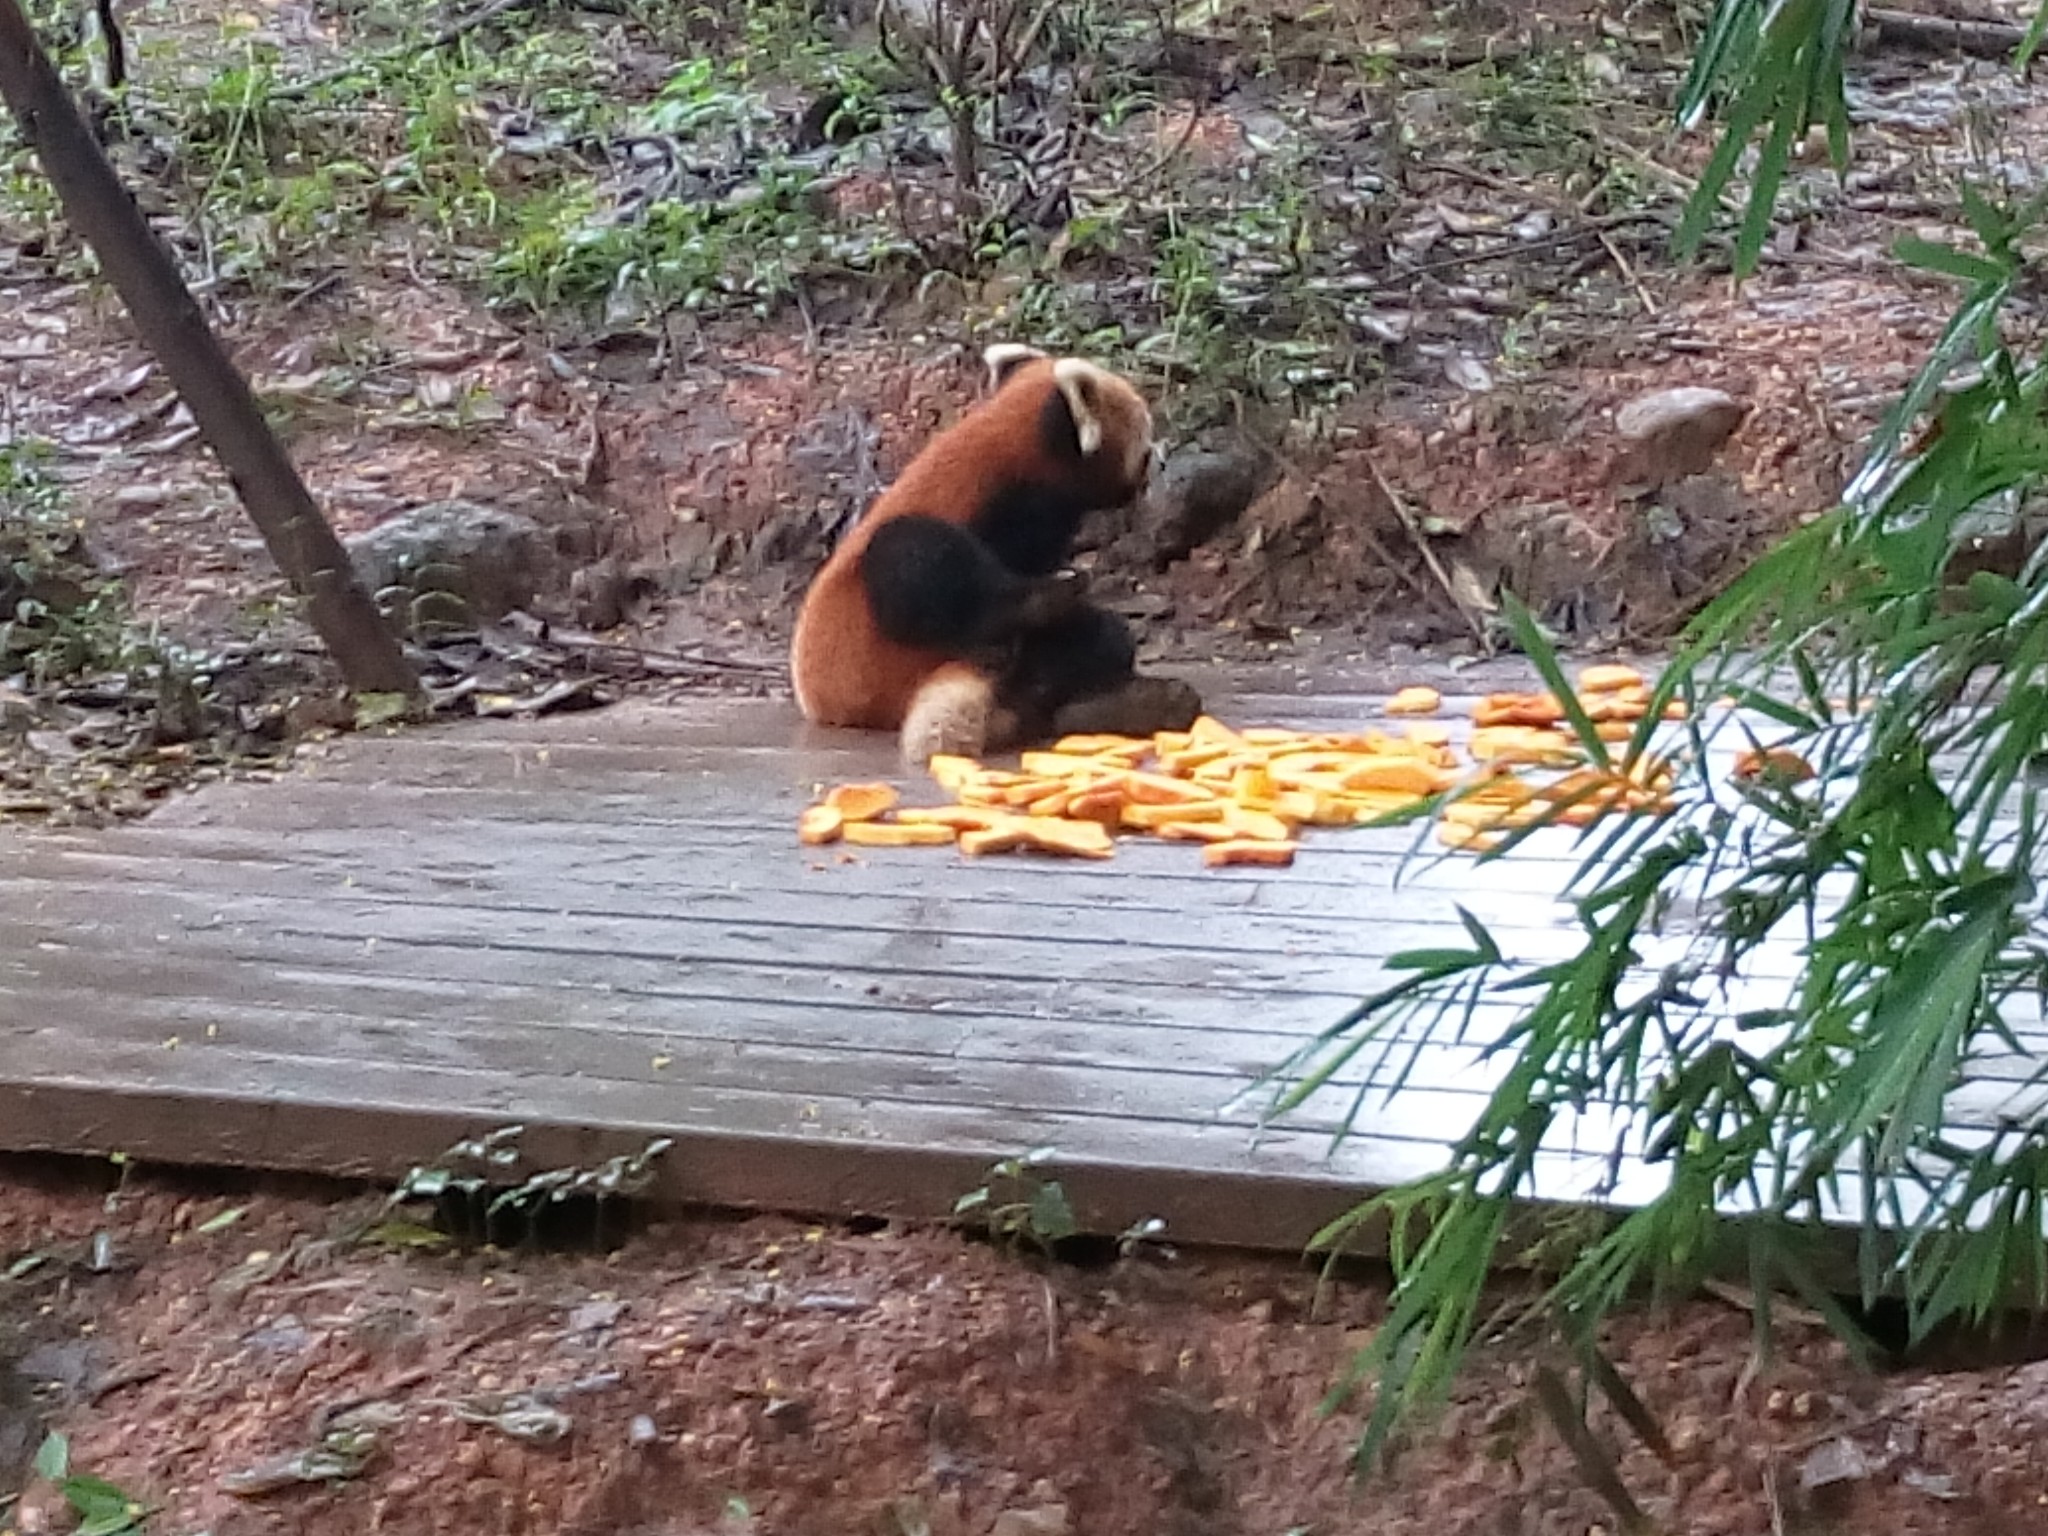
[1052, 358, 1105, 456]
[983, 343, 1046, 394]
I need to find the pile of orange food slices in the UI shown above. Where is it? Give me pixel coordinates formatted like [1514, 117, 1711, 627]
[797, 666, 1694, 867]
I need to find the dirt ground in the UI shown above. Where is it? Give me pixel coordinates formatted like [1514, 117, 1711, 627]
[9, 0, 2048, 1530]
[2, 1158, 2047, 1536]
[3, 0, 2030, 827]
[3, 0, 2030, 683]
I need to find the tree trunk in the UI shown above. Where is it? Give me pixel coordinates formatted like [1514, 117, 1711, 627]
[0, 0, 420, 699]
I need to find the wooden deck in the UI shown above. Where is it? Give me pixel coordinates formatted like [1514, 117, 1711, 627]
[2, 671, 2041, 1251]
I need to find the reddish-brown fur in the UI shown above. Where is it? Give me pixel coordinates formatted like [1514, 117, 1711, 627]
[788, 349, 1153, 746]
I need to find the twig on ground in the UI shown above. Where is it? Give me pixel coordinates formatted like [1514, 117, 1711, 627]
[1763, 1465, 1786, 1536]
[1228, 422, 1475, 634]
[1414, 159, 1663, 313]
[1385, 210, 1667, 287]
[1358, 451, 1491, 644]
[1129, 98, 1207, 189]
[1864, 6, 2034, 60]
[545, 635, 782, 678]
[1353, 519, 1445, 609]
[1599, 228, 1658, 313]
[1271, 39, 1532, 70]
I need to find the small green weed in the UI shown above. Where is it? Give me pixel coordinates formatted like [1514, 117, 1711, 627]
[370, 1125, 673, 1253]
[953, 1146, 1079, 1257]
[32, 1434, 151, 1536]
[0, 439, 140, 687]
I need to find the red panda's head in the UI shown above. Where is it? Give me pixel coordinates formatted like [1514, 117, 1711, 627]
[984, 343, 1158, 506]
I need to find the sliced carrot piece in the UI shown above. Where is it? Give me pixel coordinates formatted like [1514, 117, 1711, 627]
[1221, 804, 1295, 842]
[1156, 820, 1238, 843]
[825, 782, 899, 822]
[1271, 789, 1333, 825]
[927, 755, 982, 792]
[959, 818, 1115, 859]
[999, 778, 1069, 806]
[1473, 692, 1566, 728]
[1190, 715, 1247, 748]
[1026, 788, 1077, 818]
[895, 805, 1010, 830]
[1020, 750, 1115, 778]
[1052, 734, 1150, 757]
[1577, 664, 1645, 693]
[798, 804, 845, 845]
[1338, 759, 1452, 796]
[1385, 685, 1442, 716]
[1202, 838, 1299, 868]
[1120, 770, 1219, 806]
[1437, 821, 1503, 854]
[1230, 764, 1277, 803]
[1582, 694, 1647, 724]
[1732, 747, 1815, 785]
[1467, 727, 1582, 765]
[842, 821, 958, 847]
[1158, 745, 1234, 775]
[1122, 800, 1225, 829]
[1065, 787, 1127, 833]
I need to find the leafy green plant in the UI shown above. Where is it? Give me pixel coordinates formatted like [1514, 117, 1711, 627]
[490, 169, 837, 319]
[1670, 0, 2048, 275]
[33, 1434, 151, 1535]
[1673, 0, 1855, 275]
[0, 438, 141, 686]
[374, 1125, 673, 1252]
[953, 1146, 1080, 1256]
[1273, 174, 2048, 1497]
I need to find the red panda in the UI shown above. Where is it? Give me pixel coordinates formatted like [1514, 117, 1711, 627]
[790, 343, 1201, 763]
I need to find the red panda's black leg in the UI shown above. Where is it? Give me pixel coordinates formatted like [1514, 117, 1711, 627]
[858, 514, 1080, 653]
[994, 604, 1137, 738]
[996, 604, 1203, 743]
[1050, 675, 1204, 739]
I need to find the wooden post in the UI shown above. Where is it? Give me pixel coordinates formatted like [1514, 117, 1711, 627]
[0, 0, 420, 698]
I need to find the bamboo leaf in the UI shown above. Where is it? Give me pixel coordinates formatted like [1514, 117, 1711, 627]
[2019, 0, 2048, 68]
[1894, 235, 2007, 287]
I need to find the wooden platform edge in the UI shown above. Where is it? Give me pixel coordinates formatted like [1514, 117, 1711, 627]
[0, 1080, 1386, 1255]
[0, 1082, 1925, 1300]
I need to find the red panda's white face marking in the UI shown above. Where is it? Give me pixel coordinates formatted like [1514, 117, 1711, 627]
[1052, 357, 1155, 493]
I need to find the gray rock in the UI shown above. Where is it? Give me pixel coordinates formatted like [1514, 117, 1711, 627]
[0, 685, 34, 737]
[345, 500, 555, 625]
[569, 557, 660, 632]
[1612, 386, 1749, 489]
[1800, 1434, 1877, 1491]
[0, 1357, 41, 1500]
[567, 1299, 626, 1334]
[1150, 446, 1275, 562]
[990, 1500, 1071, 1536]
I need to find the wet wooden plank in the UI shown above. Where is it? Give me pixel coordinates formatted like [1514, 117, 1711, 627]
[0, 692, 2033, 1251]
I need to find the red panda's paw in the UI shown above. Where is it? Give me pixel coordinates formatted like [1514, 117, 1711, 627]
[900, 666, 997, 765]
[1051, 675, 1203, 739]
